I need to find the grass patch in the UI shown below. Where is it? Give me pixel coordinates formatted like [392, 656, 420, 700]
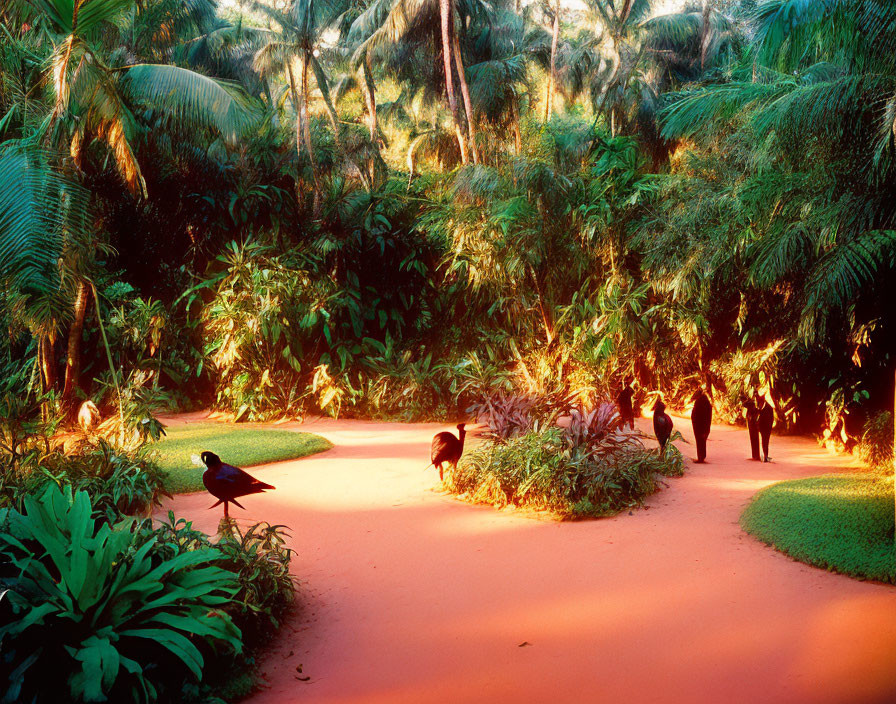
[154, 422, 332, 493]
[740, 473, 896, 583]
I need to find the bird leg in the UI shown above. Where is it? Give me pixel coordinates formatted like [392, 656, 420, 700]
[224, 501, 229, 518]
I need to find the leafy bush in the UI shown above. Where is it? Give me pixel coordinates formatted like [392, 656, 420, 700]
[1, 439, 167, 522]
[447, 405, 684, 519]
[94, 369, 171, 450]
[37, 441, 169, 522]
[857, 411, 893, 471]
[0, 485, 242, 703]
[152, 514, 296, 643]
[468, 392, 539, 439]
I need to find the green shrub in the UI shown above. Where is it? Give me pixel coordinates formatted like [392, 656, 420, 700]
[447, 403, 684, 518]
[856, 411, 893, 471]
[37, 441, 168, 521]
[152, 514, 296, 643]
[1, 441, 168, 522]
[0, 485, 242, 703]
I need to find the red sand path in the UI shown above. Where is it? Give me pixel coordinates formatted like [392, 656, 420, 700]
[160, 414, 896, 704]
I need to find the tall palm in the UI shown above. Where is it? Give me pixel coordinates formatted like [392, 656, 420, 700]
[252, 0, 349, 214]
[0, 142, 89, 395]
[30, 0, 260, 197]
[555, 0, 736, 137]
[346, 0, 486, 163]
[7, 0, 260, 408]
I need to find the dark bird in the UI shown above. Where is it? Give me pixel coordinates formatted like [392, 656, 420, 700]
[757, 396, 775, 462]
[616, 377, 636, 430]
[652, 399, 673, 452]
[430, 423, 467, 482]
[742, 394, 761, 461]
[691, 389, 712, 463]
[201, 451, 275, 518]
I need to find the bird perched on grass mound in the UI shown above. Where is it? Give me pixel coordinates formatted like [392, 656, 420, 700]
[200, 451, 275, 518]
[430, 423, 466, 482]
[652, 399, 673, 452]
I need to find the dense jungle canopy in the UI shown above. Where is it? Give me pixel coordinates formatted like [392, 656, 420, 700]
[2, 0, 895, 446]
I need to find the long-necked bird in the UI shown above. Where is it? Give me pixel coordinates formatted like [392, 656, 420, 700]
[690, 389, 712, 463]
[430, 423, 466, 482]
[616, 377, 636, 430]
[201, 451, 275, 518]
[652, 399, 673, 452]
[757, 395, 775, 462]
[742, 394, 761, 461]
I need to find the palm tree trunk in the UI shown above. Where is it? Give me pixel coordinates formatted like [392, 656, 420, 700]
[288, 58, 322, 217]
[301, 56, 323, 217]
[452, 24, 479, 164]
[39, 336, 56, 393]
[511, 94, 522, 153]
[362, 51, 378, 143]
[700, 0, 712, 70]
[545, 0, 560, 121]
[62, 278, 90, 410]
[440, 0, 468, 164]
[361, 51, 381, 188]
[311, 54, 342, 153]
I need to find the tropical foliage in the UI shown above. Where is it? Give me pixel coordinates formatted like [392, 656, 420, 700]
[448, 402, 685, 518]
[2, 1, 895, 436]
[0, 485, 241, 703]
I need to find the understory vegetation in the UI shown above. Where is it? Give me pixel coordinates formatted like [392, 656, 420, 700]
[449, 404, 685, 518]
[0, 397, 300, 702]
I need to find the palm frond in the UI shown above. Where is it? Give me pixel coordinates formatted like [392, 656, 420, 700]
[30, 0, 134, 36]
[119, 64, 261, 142]
[799, 229, 896, 340]
[0, 141, 90, 295]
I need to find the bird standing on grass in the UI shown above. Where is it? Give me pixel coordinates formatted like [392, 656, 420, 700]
[201, 451, 275, 518]
[652, 399, 673, 453]
[430, 423, 466, 482]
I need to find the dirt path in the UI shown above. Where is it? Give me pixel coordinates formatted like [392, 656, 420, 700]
[160, 414, 896, 704]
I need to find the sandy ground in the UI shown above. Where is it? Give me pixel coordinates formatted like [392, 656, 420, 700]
[159, 412, 896, 704]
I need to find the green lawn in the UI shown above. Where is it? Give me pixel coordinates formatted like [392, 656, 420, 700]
[741, 473, 895, 583]
[153, 422, 333, 494]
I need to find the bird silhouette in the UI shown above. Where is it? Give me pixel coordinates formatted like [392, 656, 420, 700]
[616, 377, 636, 430]
[690, 389, 712, 463]
[742, 393, 761, 461]
[430, 423, 466, 482]
[201, 451, 275, 518]
[652, 399, 673, 452]
[757, 396, 774, 462]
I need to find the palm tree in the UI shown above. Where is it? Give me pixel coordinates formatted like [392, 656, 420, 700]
[4, 0, 260, 410]
[251, 0, 349, 214]
[551, 0, 736, 137]
[0, 142, 90, 397]
[543, 0, 561, 120]
[346, 0, 487, 164]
